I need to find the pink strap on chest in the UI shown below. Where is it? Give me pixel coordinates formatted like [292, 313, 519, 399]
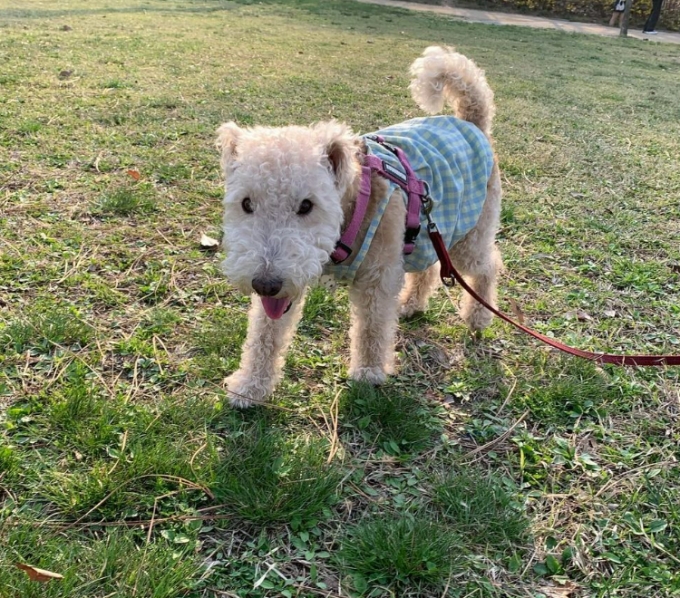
[330, 137, 429, 264]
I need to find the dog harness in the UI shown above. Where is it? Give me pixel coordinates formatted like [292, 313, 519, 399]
[325, 116, 495, 282]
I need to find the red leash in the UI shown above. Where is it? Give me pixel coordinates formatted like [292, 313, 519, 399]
[427, 224, 680, 366]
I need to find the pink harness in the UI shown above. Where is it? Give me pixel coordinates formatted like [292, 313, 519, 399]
[330, 136, 431, 264]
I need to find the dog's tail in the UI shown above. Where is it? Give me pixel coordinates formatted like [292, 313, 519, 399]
[409, 46, 495, 136]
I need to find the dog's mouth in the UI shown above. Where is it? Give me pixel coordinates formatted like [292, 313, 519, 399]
[260, 296, 292, 320]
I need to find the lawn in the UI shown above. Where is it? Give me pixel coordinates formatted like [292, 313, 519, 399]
[1, 0, 679, 596]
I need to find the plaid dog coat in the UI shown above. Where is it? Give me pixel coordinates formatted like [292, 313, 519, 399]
[325, 115, 495, 282]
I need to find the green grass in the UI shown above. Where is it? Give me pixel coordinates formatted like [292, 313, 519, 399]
[434, 467, 529, 553]
[341, 382, 434, 455]
[1, 0, 680, 596]
[337, 512, 462, 594]
[212, 425, 341, 524]
[94, 182, 157, 216]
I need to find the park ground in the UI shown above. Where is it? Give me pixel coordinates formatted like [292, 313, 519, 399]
[1, 0, 679, 596]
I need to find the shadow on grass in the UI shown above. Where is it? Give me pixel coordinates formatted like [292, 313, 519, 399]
[211, 420, 341, 524]
[0, 526, 199, 597]
[339, 382, 435, 458]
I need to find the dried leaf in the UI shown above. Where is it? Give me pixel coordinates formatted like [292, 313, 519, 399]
[576, 310, 592, 321]
[15, 564, 64, 582]
[126, 169, 141, 181]
[538, 581, 579, 597]
[199, 233, 220, 251]
[603, 310, 617, 318]
[508, 298, 525, 324]
[429, 346, 451, 367]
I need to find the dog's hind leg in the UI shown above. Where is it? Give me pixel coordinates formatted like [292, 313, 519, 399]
[399, 263, 441, 317]
[452, 243, 501, 333]
[449, 164, 502, 333]
[225, 294, 306, 407]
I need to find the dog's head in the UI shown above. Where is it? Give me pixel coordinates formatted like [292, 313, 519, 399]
[216, 121, 361, 319]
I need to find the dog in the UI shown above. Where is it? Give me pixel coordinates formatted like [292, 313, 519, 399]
[216, 46, 502, 407]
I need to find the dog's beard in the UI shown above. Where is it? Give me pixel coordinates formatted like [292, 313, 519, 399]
[221, 233, 331, 316]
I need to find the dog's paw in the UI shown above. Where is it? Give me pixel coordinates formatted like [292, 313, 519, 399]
[399, 301, 427, 319]
[224, 371, 269, 409]
[460, 297, 494, 332]
[349, 366, 387, 386]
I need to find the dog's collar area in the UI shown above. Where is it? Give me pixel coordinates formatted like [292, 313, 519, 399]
[330, 136, 430, 264]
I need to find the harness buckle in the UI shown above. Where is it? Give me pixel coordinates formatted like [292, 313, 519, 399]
[419, 181, 433, 214]
[404, 224, 421, 246]
[330, 241, 353, 264]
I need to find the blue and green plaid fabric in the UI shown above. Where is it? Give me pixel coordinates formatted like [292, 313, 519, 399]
[326, 116, 494, 282]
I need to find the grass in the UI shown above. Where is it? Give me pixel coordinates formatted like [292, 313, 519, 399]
[434, 467, 529, 553]
[337, 513, 462, 594]
[212, 425, 341, 524]
[1, 0, 679, 596]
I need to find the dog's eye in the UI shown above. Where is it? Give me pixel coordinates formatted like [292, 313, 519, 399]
[241, 197, 253, 214]
[296, 199, 313, 216]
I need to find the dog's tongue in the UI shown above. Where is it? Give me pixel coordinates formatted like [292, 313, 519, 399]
[261, 297, 292, 320]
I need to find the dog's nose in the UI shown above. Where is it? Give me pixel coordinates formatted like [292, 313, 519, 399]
[252, 277, 283, 297]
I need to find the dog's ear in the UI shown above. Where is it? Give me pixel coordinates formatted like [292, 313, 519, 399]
[314, 121, 360, 192]
[216, 122, 242, 171]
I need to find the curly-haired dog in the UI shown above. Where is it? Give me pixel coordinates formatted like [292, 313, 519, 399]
[217, 46, 502, 407]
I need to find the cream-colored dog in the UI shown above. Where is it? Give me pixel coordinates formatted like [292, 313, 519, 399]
[217, 46, 502, 407]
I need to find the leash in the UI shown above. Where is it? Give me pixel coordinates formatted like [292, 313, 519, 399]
[426, 222, 680, 366]
[333, 137, 680, 367]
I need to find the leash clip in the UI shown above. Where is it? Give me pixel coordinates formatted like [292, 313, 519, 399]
[420, 181, 433, 214]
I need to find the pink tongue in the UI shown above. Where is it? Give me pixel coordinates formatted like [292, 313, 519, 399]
[261, 297, 292, 320]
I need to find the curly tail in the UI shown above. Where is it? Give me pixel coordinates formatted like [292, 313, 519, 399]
[409, 46, 495, 136]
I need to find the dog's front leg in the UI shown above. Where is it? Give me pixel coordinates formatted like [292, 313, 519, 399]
[348, 267, 403, 385]
[226, 294, 306, 408]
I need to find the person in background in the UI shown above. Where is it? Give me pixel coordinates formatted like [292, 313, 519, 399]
[610, 0, 626, 26]
[643, 0, 664, 33]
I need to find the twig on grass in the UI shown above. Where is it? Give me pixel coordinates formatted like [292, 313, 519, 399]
[61, 474, 213, 531]
[463, 409, 530, 462]
[594, 459, 676, 498]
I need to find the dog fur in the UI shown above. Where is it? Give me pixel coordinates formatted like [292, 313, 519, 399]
[217, 46, 502, 408]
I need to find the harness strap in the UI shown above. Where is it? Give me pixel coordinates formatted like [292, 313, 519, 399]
[428, 223, 680, 367]
[331, 137, 427, 264]
[368, 136, 424, 255]
[330, 164, 372, 264]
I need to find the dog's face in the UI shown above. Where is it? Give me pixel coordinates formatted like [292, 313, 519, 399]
[217, 121, 360, 319]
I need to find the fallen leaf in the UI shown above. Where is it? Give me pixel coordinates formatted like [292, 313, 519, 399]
[428, 346, 451, 367]
[508, 298, 525, 324]
[15, 564, 64, 582]
[576, 310, 592, 321]
[199, 233, 220, 251]
[603, 310, 617, 318]
[126, 169, 141, 181]
[538, 581, 579, 597]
